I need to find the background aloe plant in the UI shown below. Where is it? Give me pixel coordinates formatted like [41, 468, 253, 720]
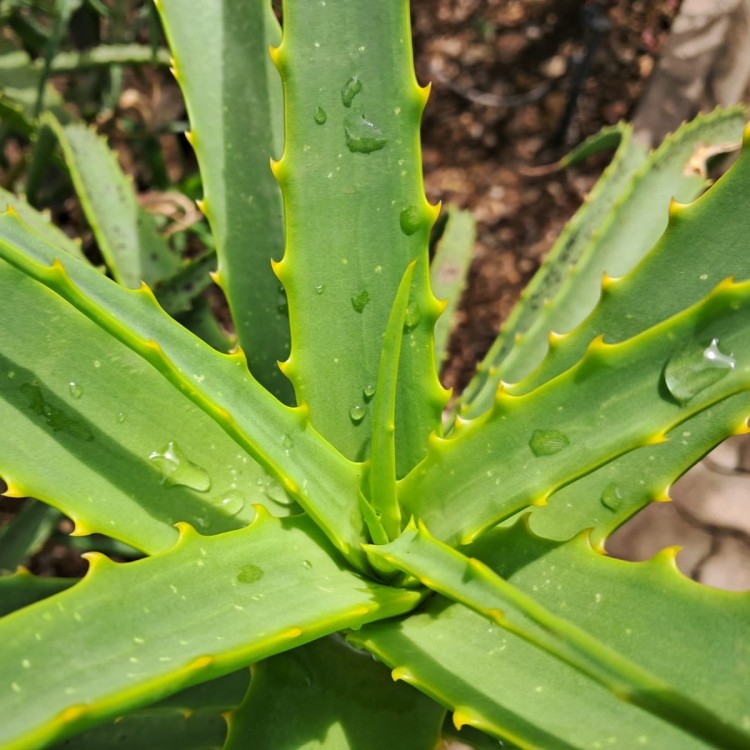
[1, 2, 749, 749]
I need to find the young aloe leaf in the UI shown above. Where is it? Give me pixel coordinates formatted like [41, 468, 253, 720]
[430, 205, 476, 367]
[41, 44, 170, 73]
[272, 0, 447, 473]
[0, 211, 368, 566]
[530, 393, 750, 544]
[366, 523, 750, 748]
[224, 636, 444, 750]
[353, 520, 750, 749]
[520, 120, 750, 394]
[366, 261, 416, 540]
[0, 186, 86, 262]
[0, 571, 73, 618]
[50, 709, 227, 750]
[175, 296, 233, 354]
[156, 0, 292, 402]
[0, 511, 420, 750]
[400, 279, 750, 546]
[152, 249, 216, 316]
[462, 107, 746, 416]
[0, 499, 60, 573]
[45, 115, 181, 289]
[0, 256, 289, 555]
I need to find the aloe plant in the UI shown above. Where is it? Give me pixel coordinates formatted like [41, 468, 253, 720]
[1, 2, 750, 749]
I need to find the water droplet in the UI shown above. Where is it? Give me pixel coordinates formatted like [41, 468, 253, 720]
[281, 434, 293, 454]
[314, 105, 327, 124]
[341, 76, 362, 107]
[237, 563, 264, 584]
[116, 411, 126, 423]
[68, 382, 82, 399]
[302, 560, 312, 570]
[664, 337, 735, 404]
[399, 205, 421, 235]
[351, 290, 370, 313]
[214, 489, 244, 516]
[404, 302, 422, 331]
[600, 483, 623, 512]
[262, 476, 293, 506]
[350, 404, 365, 423]
[314, 283, 326, 295]
[363, 383, 376, 400]
[148, 440, 211, 492]
[344, 114, 387, 154]
[529, 429, 570, 457]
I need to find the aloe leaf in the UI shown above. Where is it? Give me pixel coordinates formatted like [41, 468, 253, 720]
[224, 636, 444, 750]
[175, 296, 233, 354]
[0, 512, 420, 750]
[156, 0, 292, 401]
[45, 115, 181, 288]
[42, 44, 170, 73]
[430, 205, 475, 367]
[399, 279, 750, 546]
[462, 108, 746, 416]
[367, 523, 749, 748]
[0, 256, 290, 555]
[0, 187, 85, 261]
[0, 571, 73, 618]
[51, 709, 227, 750]
[366, 262, 415, 540]
[154, 669, 249, 713]
[520, 119, 750, 394]
[153, 249, 216, 316]
[273, 0, 447, 473]
[353, 520, 750, 749]
[0, 210, 368, 566]
[530, 392, 750, 544]
[0, 499, 60, 573]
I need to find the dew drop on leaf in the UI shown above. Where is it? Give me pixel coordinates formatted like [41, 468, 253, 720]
[68, 381, 82, 399]
[600, 483, 623, 512]
[314, 283, 326, 295]
[281, 433, 293, 453]
[351, 290, 370, 313]
[314, 105, 327, 124]
[116, 411, 126, 423]
[148, 440, 211, 492]
[237, 563, 264, 584]
[350, 404, 365, 423]
[344, 114, 387, 154]
[529, 429, 570, 457]
[302, 560, 312, 570]
[363, 383, 376, 400]
[399, 205, 421, 236]
[341, 75, 362, 107]
[214, 489, 244, 516]
[664, 337, 735, 404]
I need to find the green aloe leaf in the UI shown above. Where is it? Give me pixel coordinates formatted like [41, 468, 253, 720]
[51, 709, 227, 750]
[520, 120, 750, 393]
[0, 254, 287, 555]
[400, 278, 750, 546]
[367, 523, 750, 748]
[0, 210, 368, 566]
[224, 636, 444, 749]
[430, 205, 476, 367]
[45, 115, 180, 289]
[156, 0, 292, 401]
[0, 571, 73, 618]
[273, 0, 447, 473]
[0, 499, 60, 573]
[462, 108, 745, 416]
[530, 392, 750, 544]
[353, 520, 750, 749]
[0, 186, 86, 262]
[0, 512, 420, 750]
